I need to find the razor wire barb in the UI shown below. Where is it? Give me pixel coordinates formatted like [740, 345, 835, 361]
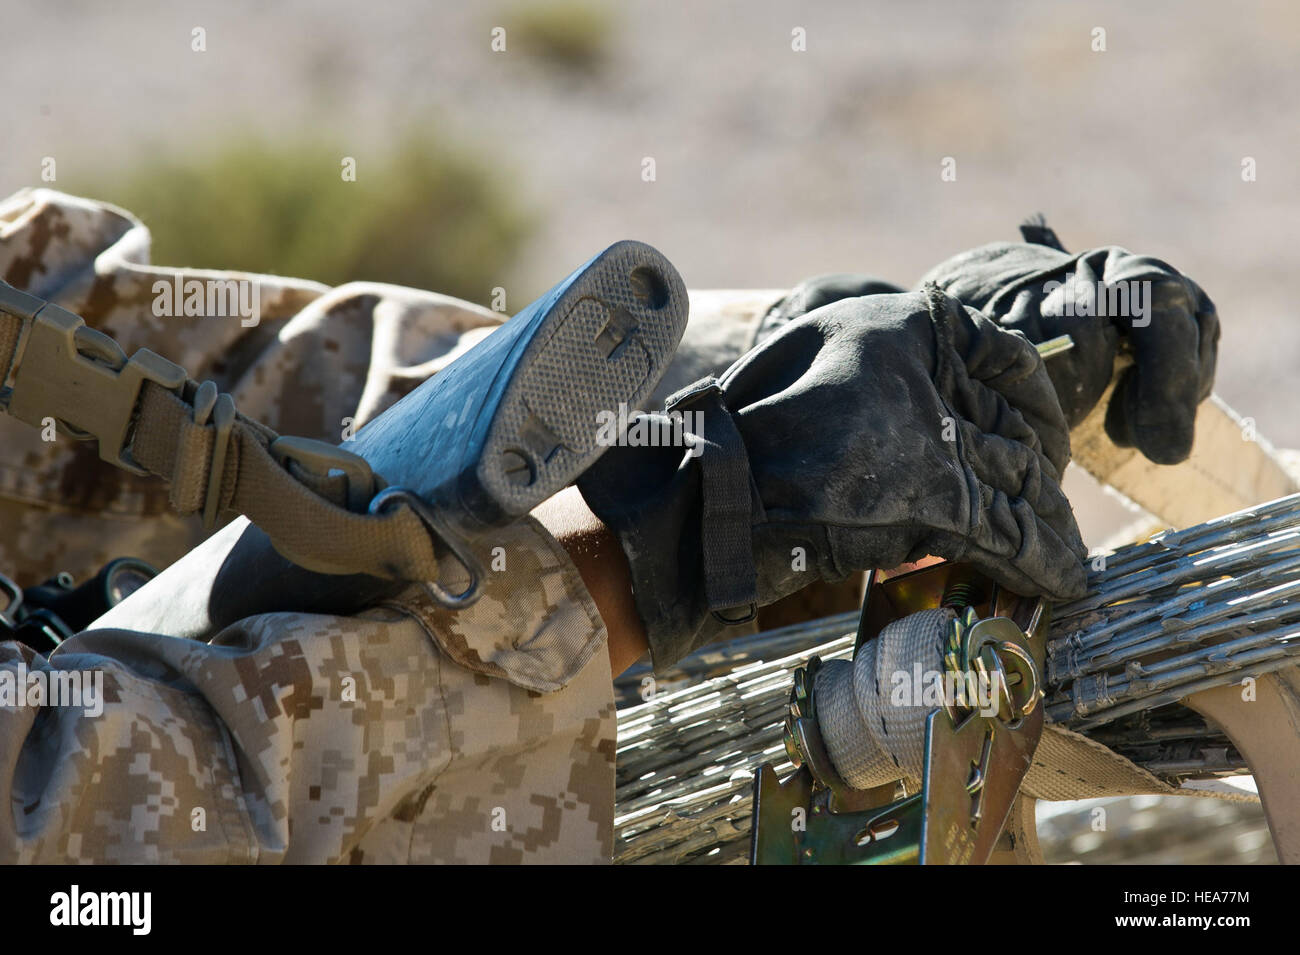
[612, 492, 1300, 864]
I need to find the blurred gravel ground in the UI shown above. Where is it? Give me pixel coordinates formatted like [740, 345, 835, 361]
[1038, 794, 1276, 864]
[3, 1, 1296, 444]
[2, 0, 1293, 863]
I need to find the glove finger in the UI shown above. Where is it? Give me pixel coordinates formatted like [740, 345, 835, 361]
[1193, 284, 1220, 404]
[956, 418, 1086, 574]
[928, 485, 1088, 602]
[955, 419, 1083, 557]
[931, 296, 1072, 474]
[774, 273, 907, 321]
[1107, 277, 1206, 464]
[944, 373, 1073, 480]
[756, 273, 905, 346]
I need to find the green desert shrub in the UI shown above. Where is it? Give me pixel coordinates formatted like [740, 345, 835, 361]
[503, 1, 615, 73]
[65, 134, 534, 306]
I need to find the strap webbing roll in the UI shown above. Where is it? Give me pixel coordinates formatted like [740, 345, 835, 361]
[815, 607, 953, 789]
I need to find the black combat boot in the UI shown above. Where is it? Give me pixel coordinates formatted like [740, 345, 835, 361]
[353, 240, 687, 539]
[93, 241, 690, 636]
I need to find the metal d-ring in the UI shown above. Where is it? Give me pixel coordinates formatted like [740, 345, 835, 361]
[367, 486, 485, 610]
[993, 639, 1041, 721]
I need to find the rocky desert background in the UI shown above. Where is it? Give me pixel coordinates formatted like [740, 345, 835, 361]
[3, 0, 1294, 863]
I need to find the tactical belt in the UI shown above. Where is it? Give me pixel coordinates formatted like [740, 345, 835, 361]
[0, 280, 442, 584]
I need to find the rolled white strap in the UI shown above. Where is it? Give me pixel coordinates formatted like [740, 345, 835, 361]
[814, 607, 954, 790]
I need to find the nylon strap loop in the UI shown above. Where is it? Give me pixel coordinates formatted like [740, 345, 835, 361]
[667, 377, 759, 620]
[129, 380, 442, 580]
[0, 284, 443, 583]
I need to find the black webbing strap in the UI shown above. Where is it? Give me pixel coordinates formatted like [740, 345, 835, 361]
[666, 377, 758, 623]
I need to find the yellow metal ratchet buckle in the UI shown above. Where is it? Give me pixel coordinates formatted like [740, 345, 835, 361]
[751, 562, 1048, 865]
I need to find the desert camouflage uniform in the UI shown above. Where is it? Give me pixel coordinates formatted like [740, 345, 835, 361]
[2, 518, 614, 863]
[0, 188, 763, 863]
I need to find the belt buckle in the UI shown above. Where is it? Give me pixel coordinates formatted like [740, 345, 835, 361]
[0, 288, 186, 476]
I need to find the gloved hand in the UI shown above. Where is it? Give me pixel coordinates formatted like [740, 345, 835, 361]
[754, 272, 904, 344]
[917, 226, 1219, 465]
[578, 287, 1087, 669]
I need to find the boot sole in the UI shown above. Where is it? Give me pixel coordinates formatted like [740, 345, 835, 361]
[473, 240, 689, 525]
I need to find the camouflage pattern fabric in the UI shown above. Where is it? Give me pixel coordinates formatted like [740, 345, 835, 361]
[1, 515, 615, 863]
[3, 189, 714, 863]
[0, 188, 768, 591]
[0, 188, 504, 588]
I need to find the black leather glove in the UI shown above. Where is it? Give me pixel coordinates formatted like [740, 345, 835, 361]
[754, 273, 904, 344]
[578, 287, 1087, 669]
[918, 224, 1219, 465]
